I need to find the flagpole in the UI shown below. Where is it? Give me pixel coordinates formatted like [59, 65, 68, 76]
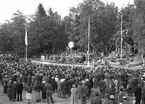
[87, 17, 90, 67]
[26, 45, 28, 62]
[25, 23, 28, 62]
[121, 14, 123, 59]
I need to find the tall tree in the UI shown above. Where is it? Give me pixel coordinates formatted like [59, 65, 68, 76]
[10, 10, 26, 55]
[133, 0, 145, 55]
[29, 3, 50, 56]
[0, 22, 13, 52]
[67, 0, 118, 54]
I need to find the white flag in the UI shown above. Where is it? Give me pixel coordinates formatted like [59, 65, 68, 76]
[25, 27, 28, 46]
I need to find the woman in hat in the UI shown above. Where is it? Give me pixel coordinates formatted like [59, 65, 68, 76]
[70, 84, 78, 104]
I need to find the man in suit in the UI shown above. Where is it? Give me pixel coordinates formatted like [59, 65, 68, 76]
[45, 80, 55, 104]
[91, 92, 102, 104]
[135, 84, 142, 104]
[79, 81, 88, 104]
[16, 80, 23, 101]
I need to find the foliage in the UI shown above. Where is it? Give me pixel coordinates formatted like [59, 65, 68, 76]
[0, 0, 145, 57]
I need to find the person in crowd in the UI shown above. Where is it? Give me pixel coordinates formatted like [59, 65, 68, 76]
[98, 79, 106, 98]
[134, 84, 142, 104]
[91, 92, 102, 104]
[142, 86, 145, 104]
[57, 78, 61, 98]
[34, 80, 41, 102]
[45, 80, 55, 104]
[7, 80, 12, 101]
[70, 84, 78, 104]
[11, 81, 17, 101]
[51, 77, 57, 92]
[118, 87, 125, 104]
[41, 81, 46, 103]
[25, 83, 33, 104]
[3, 76, 8, 94]
[16, 79, 23, 101]
[105, 84, 115, 97]
[79, 80, 88, 104]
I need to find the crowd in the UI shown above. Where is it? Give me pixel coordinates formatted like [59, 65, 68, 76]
[0, 59, 145, 104]
[48, 52, 86, 63]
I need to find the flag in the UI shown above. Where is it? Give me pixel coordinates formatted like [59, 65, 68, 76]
[25, 26, 28, 46]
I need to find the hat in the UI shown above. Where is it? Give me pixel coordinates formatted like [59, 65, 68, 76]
[55, 78, 59, 82]
[123, 96, 127, 99]
[72, 84, 76, 87]
[85, 79, 89, 81]
[110, 95, 114, 99]
[82, 80, 85, 84]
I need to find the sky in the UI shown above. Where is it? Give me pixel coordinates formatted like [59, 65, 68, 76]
[0, 0, 134, 23]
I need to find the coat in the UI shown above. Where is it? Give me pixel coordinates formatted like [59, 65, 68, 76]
[41, 83, 46, 99]
[16, 82, 23, 93]
[135, 86, 142, 101]
[98, 80, 106, 91]
[12, 83, 17, 99]
[7, 82, 12, 99]
[70, 87, 78, 104]
[105, 86, 115, 96]
[79, 84, 88, 104]
[91, 97, 102, 104]
[45, 83, 52, 96]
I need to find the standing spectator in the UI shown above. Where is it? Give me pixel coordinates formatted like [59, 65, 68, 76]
[16, 79, 23, 101]
[91, 92, 102, 104]
[118, 87, 125, 104]
[45, 80, 55, 104]
[11, 81, 17, 101]
[105, 84, 115, 96]
[79, 81, 88, 104]
[7, 80, 12, 101]
[98, 79, 106, 98]
[135, 84, 142, 104]
[51, 77, 57, 92]
[41, 81, 46, 103]
[3, 76, 8, 94]
[57, 78, 61, 98]
[34, 80, 41, 102]
[70, 85, 78, 104]
[142, 87, 145, 104]
[25, 83, 33, 104]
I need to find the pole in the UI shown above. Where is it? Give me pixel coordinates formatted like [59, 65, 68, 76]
[26, 45, 28, 62]
[25, 23, 28, 62]
[87, 17, 90, 67]
[121, 14, 123, 59]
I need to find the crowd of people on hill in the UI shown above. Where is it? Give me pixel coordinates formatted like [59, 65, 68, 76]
[0, 60, 145, 104]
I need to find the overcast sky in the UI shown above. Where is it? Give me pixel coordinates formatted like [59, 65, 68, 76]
[0, 0, 133, 23]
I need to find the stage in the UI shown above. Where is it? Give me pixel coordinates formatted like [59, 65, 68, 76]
[31, 59, 144, 69]
[31, 59, 93, 67]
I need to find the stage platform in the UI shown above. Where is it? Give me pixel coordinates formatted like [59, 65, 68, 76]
[31, 59, 94, 67]
[31, 59, 144, 69]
